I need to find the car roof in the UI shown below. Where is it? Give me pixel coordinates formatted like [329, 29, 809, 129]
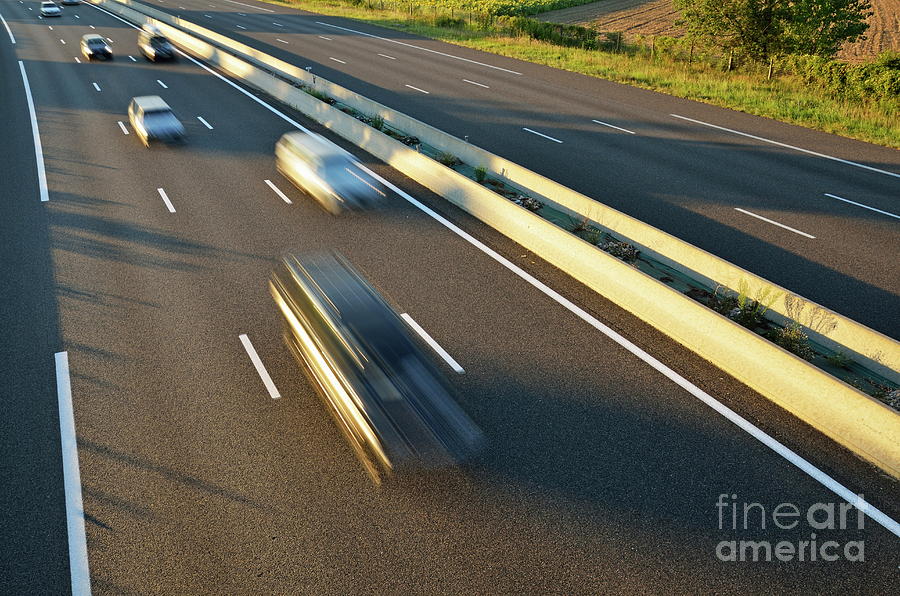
[280, 132, 343, 160]
[42, 2, 57, 5]
[82, 34, 105, 42]
[131, 96, 171, 112]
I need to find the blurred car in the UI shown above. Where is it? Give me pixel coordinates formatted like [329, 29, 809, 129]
[40, 2, 62, 17]
[275, 131, 387, 214]
[80, 34, 112, 60]
[127, 96, 185, 147]
[270, 252, 483, 482]
[60, 0, 81, 5]
[138, 25, 176, 61]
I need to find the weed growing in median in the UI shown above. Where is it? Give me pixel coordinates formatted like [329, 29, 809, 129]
[767, 323, 816, 361]
[474, 165, 488, 182]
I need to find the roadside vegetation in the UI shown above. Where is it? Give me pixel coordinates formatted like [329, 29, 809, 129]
[268, 0, 899, 147]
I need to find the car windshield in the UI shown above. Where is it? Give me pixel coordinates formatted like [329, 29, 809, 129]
[150, 38, 170, 48]
[88, 39, 106, 46]
[143, 110, 177, 124]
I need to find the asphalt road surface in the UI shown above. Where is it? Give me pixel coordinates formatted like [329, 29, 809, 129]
[0, 1, 898, 594]
[133, 0, 899, 339]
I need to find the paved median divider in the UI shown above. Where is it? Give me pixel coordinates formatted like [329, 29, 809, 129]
[91, 0, 900, 478]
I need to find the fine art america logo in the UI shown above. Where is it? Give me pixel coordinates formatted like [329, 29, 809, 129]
[715, 494, 865, 562]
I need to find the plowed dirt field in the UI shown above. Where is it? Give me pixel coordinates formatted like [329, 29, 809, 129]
[537, 0, 898, 62]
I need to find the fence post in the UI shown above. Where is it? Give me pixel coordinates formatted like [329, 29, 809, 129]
[689, 39, 694, 64]
[767, 56, 775, 80]
[727, 48, 733, 71]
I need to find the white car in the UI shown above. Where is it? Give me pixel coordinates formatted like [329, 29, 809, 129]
[40, 1, 62, 17]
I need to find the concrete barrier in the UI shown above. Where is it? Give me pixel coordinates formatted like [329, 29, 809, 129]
[92, 0, 900, 477]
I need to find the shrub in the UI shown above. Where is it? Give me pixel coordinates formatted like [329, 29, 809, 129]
[474, 165, 487, 182]
[369, 114, 384, 130]
[767, 323, 816, 361]
[436, 151, 461, 166]
[435, 15, 466, 28]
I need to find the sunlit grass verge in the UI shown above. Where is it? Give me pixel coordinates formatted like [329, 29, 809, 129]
[262, 0, 899, 148]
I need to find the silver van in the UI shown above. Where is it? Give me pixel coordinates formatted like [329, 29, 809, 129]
[127, 96, 185, 147]
[275, 132, 387, 214]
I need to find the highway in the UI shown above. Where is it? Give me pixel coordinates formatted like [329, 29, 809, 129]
[0, 1, 898, 594]
[127, 0, 898, 339]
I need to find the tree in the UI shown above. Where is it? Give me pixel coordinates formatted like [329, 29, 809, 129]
[781, 0, 872, 57]
[674, 0, 872, 61]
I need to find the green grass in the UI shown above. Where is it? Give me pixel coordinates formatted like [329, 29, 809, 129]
[263, 0, 899, 148]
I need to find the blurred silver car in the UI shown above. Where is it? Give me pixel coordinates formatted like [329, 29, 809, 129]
[275, 131, 387, 214]
[270, 252, 483, 482]
[40, 2, 62, 16]
[128, 96, 185, 147]
[81, 34, 112, 60]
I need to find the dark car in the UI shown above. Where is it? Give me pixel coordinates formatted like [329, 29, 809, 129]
[81, 34, 112, 60]
[61, 0, 82, 5]
[270, 252, 483, 482]
[128, 96, 185, 147]
[275, 131, 387, 214]
[138, 26, 176, 61]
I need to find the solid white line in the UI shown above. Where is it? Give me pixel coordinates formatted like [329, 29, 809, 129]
[276, 38, 288, 44]
[592, 119, 635, 134]
[523, 127, 562, 143]
[55, 352, 92, 596]
[328, 57, 345, 64]
[197, 115, 213, 129]
[377, 53, 395, 60]
[117, 121, 128, 135]
[405, 84, 429, 94]
[74, 56, 81, 64]
[224, 0, 273, 12]
[128, 55, 136, 61]
[824, 193, 900, 220]
[316, 21, 522, 75]
[157, 188, 176, 213]
[239, 334, 281, 398]
[671, 113, 900, 179]
[90, 4, 899, 537]
[401, 313, 465, 374]
[264, 179, 292, 204]
[462, 78, 489, 89]
[92, 82, 101, 91]
[318, 35, 332, 41]
[235, 24, 246, 29]
[157, 79, 168, 89]
[60, 38, 66, 44]
[18, 61, 49, 202]
[734, 208, 816, 238]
